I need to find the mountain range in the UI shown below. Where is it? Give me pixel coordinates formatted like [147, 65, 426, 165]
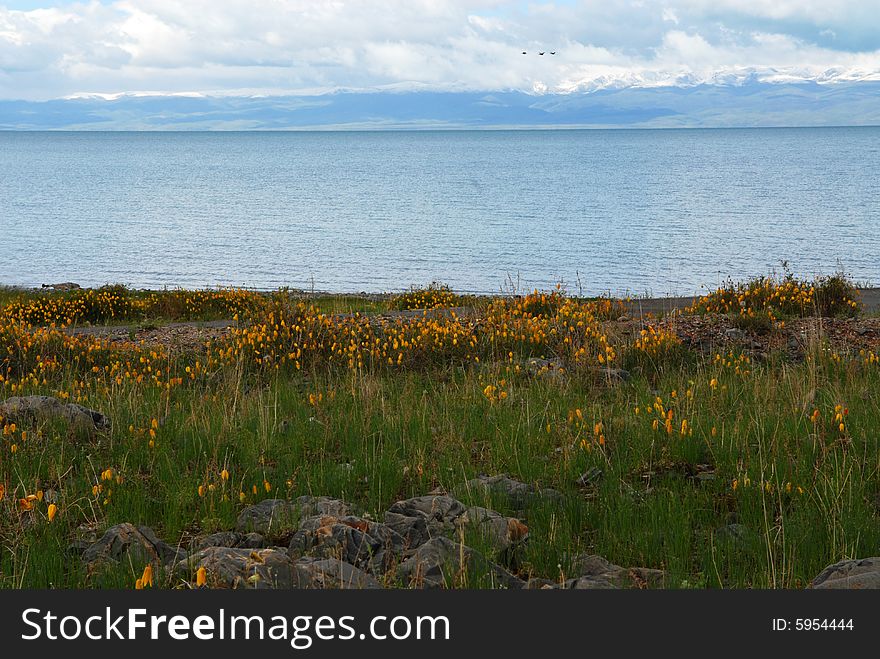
[1, 79, 879, 130]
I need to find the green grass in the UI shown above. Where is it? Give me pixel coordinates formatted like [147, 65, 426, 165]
[1, 340, 878, 589]
[0, 279, 878, 589]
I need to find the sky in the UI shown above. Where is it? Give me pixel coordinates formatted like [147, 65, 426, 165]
[1, 1, 880, 100]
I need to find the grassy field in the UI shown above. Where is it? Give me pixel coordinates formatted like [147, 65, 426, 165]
[0, 277, 877, 589]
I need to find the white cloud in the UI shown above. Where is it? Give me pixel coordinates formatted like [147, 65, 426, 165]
[0, 0, 878, 99]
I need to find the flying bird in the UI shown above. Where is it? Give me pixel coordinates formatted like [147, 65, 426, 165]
[550, 51, 556, 55]
[522, 51, 527, 55]
[538, 52, 545, 55]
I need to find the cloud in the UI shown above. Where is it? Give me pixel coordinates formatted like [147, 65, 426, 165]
[0, 0, 878, 99]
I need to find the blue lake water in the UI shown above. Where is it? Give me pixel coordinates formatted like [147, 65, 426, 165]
[1, 128, 878, 296]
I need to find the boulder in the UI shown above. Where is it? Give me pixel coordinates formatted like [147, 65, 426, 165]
[235, 496, 350, 538]
[559, 575, 619, 589]
[396, 536, 523, 589]
[289, 515, 403, 572]
[81, 523, 186, 568]
[463, 474, 560, 511]
[569, 554, 665, 589]
[292, 557, 382, 589]
[0, 395, 110, 433]
[176, 549, 381, 589]
[41, 282, 81, 291]
[384, 495, 467, 549]
[177, 547, 296, 589]
[193, 531, 266, 552]
[810, 557, 880, 589]
[455, 506, 528, 552]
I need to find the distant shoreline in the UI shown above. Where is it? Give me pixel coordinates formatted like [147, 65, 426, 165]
[5, 284, 880, 315]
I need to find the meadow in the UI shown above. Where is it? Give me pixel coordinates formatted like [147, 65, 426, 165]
[0, 277, 877, 589]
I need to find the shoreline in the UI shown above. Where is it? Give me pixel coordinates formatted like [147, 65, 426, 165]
[5, 284, 880, 315]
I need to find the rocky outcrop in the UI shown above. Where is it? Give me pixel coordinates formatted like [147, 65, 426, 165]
[562, 554, 665, 589]
[289, 514, 403, 572]
[455, 506, 529, 552]
[176, 548, 380, 589]
[384, 495, 467, 550]
[0, 396, 110, 433]
[81, 523, 186, 568]
[193, 531, 266, 552]
[396, 536, 523, 589]
[810, 557, 880, 589]
[235, 496, 350, 539]
[79, 481, 663, 591]
[462, 474, 560, 511]
[176, 547, 297, 589]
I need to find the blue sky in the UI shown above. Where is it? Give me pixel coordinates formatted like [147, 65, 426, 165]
[1, 1, 879, 100]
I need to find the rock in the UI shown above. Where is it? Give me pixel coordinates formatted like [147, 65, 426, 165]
[560, 575, 619, 589]
[0, 396, 110, 433]
[455, 506, 528, 552]
[463, 474, 551, 511]
[569, 554, 665, 589]
[396, 536, 523, 589]
[289, 515, 403, 572]
[82, 523, 186, 568]
[194, 531, 266, 552]
[177, 547, 296, 589]
[235, 496, 350, 538]
[384, 495, 467, 549]
[725, 328, 744, 340]
[178, 547, 382, 589]
[41, 282, 81, 291]
[239, 532, 267, 548]
[523, 578, 557, 589]
[195, 532, 242, 551]
[292, 557, 382, 589]
[810, 557, 880, 589]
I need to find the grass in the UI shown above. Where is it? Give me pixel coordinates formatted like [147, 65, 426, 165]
[0, 277, 878, 589]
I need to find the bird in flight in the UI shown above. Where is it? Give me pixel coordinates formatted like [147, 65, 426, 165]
[522, 51, 527, 54]
[538, 51, 545, 55]
[550, 51, 556, 55]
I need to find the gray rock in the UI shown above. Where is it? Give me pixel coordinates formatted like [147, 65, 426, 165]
[195, 532, 242, 551]
[41, 282, 81, 291]
[194, 531, 267, 552]
[82, 523, 186, 568]
[0, 395, 110, 433]
[455, 506, 529, 552]
[178, 547, 381, 590]
[292, 557, 382, 589]
[523, 578, 557, 589]
[177, 547, 296, 589]
[725, 328, 744, 340]
[235, 496, 350, 538]
[560, 575, 619, 589]
[384, 495, 467, 549]
[396, 536, 523, 589]
[289, 515, 403, 571]
[570, 554, 665, 588]
[463, 474, 545, 511]
[810, 557, 880, 589]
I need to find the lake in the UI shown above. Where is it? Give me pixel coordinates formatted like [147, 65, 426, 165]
[1, 128, 878, 295]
